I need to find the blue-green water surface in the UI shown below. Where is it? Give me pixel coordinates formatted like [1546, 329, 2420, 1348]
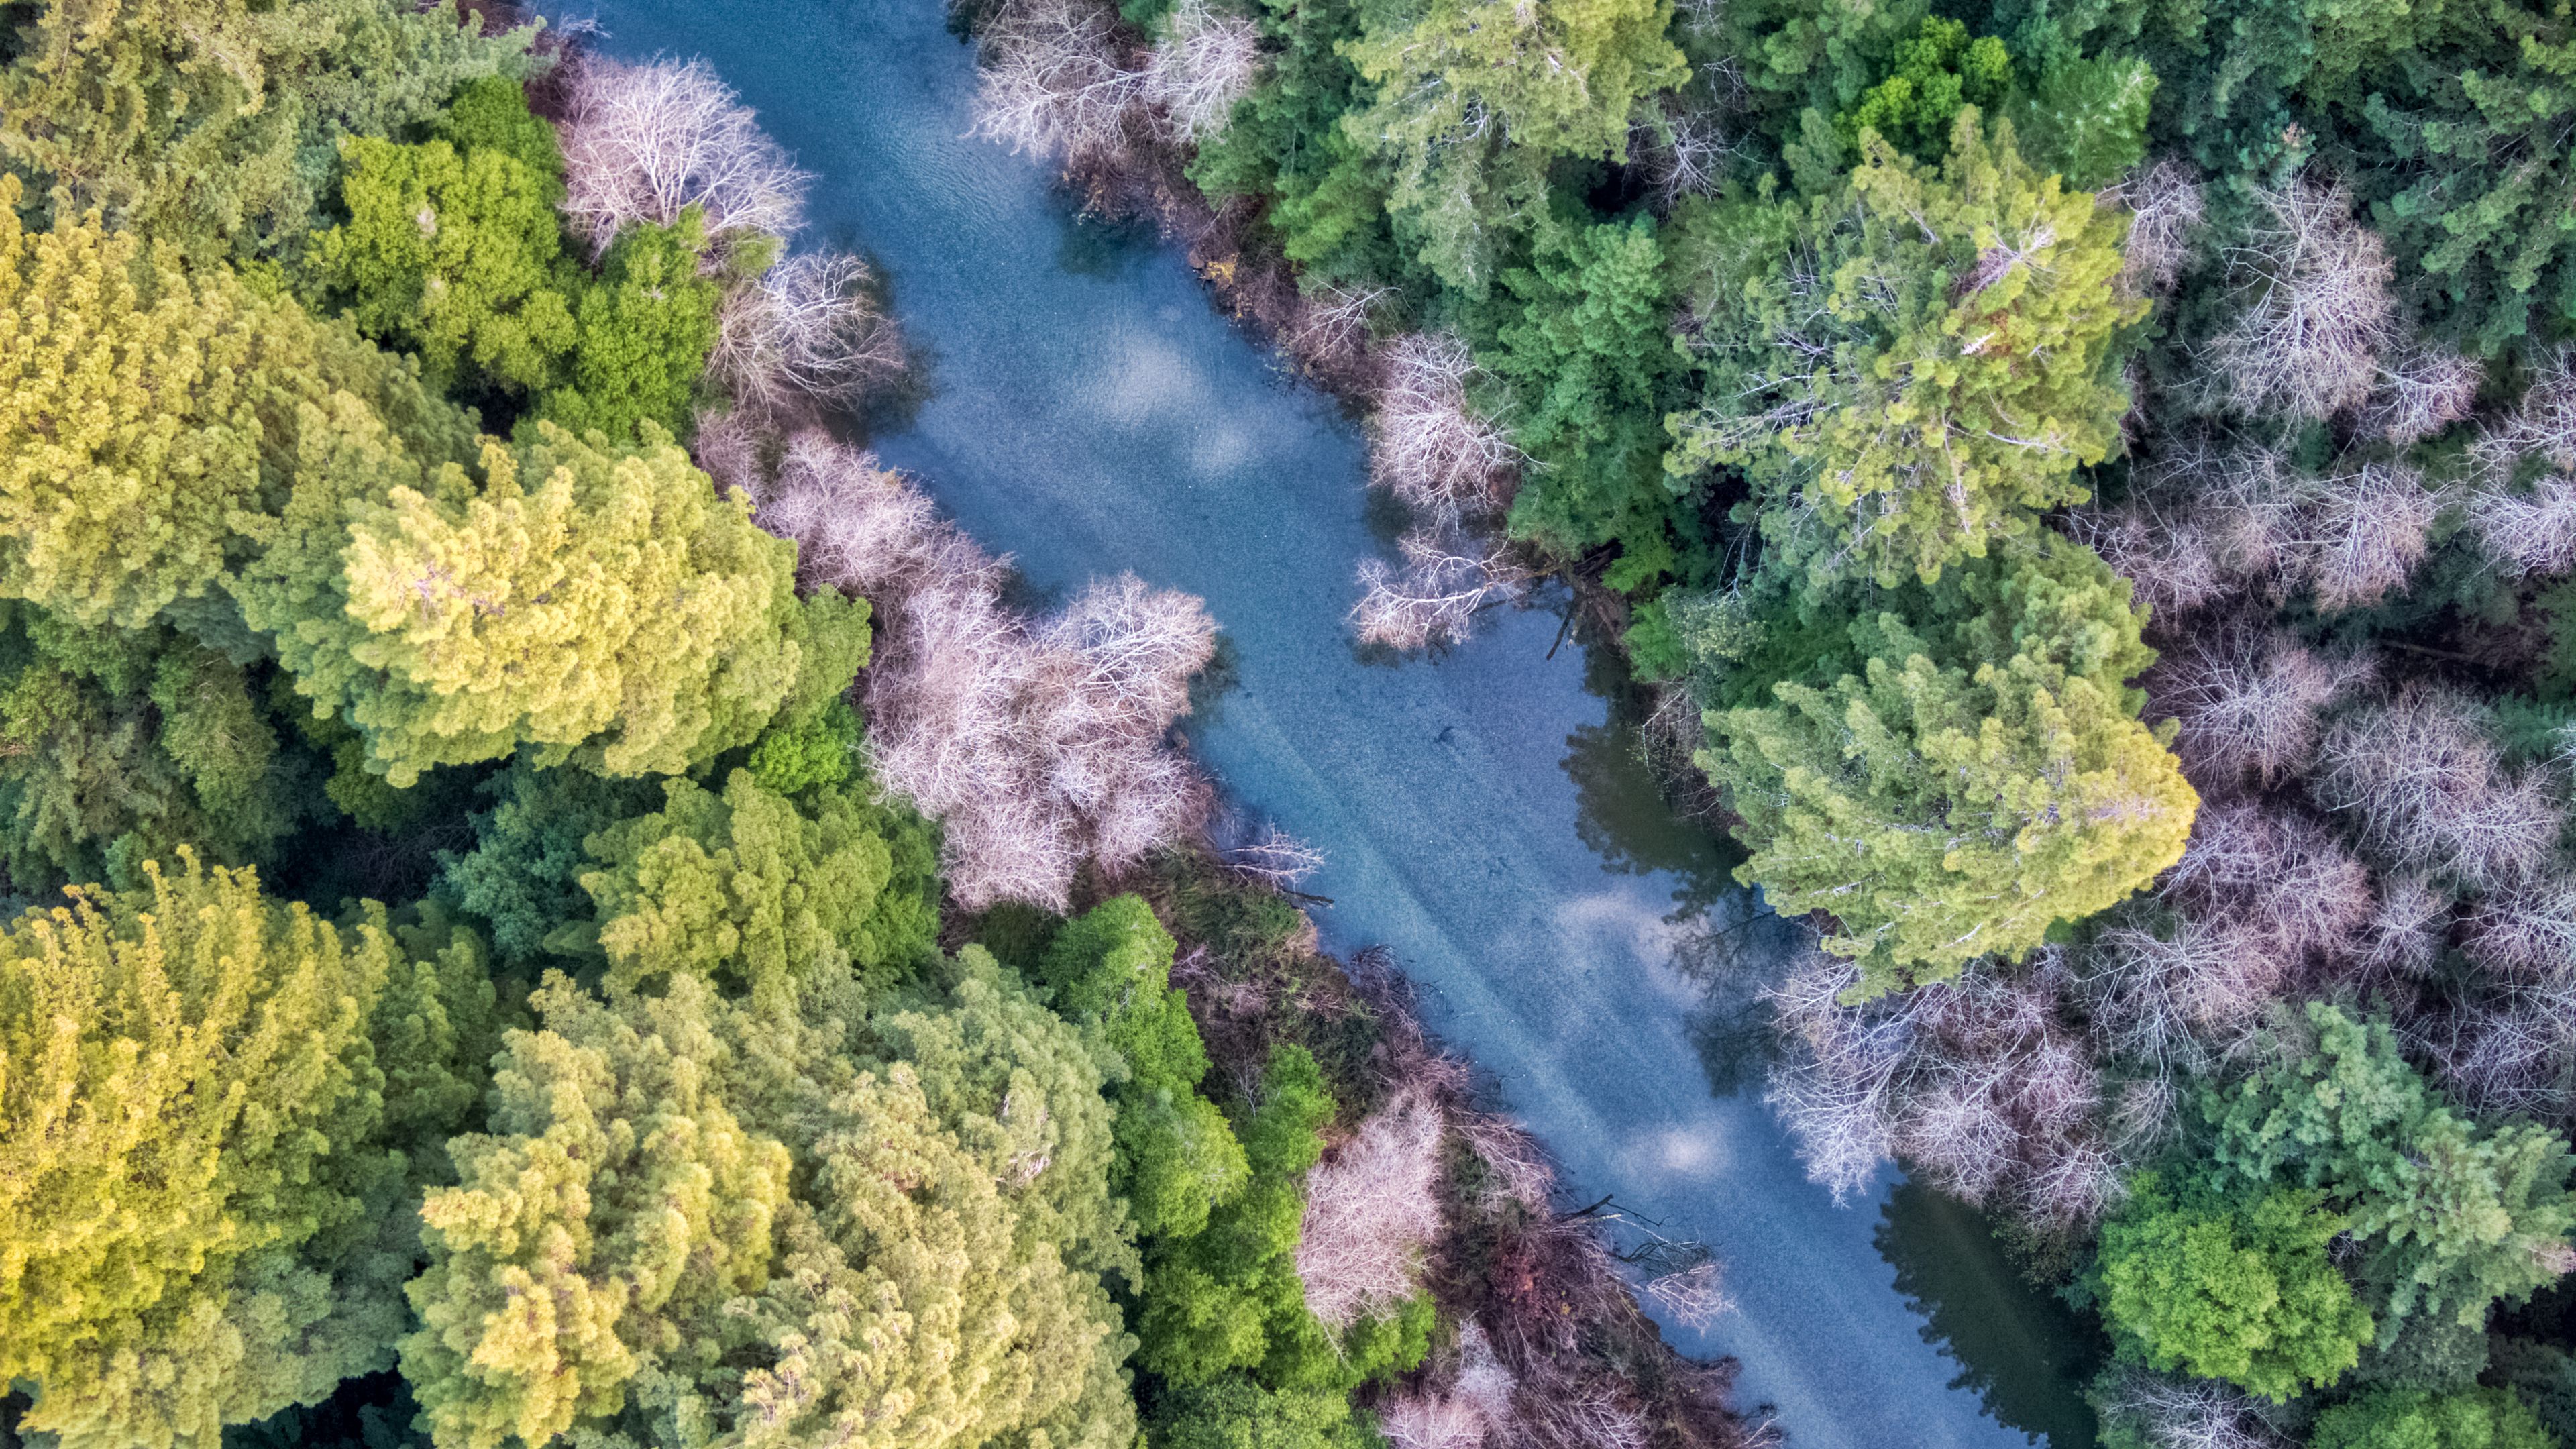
[555, 1, 2102, 1440]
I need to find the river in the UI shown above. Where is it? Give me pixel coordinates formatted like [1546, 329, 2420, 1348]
[551, 1, 2105, 1441]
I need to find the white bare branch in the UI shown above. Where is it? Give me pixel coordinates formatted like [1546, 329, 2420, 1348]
[1142, 0, 1262, 143]
[557, 54, 810, 254]
[2201, 174, 2396, 421]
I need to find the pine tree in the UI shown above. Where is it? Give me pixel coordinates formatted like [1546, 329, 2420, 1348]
[1701, 537, 2196, 996]
[0, 854, 496, 1449]
[402, 951, 1136, 1449]
[1669, 114, 2144, 594]
[241, 422, 814, 786]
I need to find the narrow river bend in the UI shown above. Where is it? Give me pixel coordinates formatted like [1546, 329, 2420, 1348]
[552, 1, 2103, 1441]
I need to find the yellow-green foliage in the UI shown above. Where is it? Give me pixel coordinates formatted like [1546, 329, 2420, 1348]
[401, 952, 1136, 1449]
[1702, 538, 2196, 996]
[1670, 114, 2142, 594]
[0, 0, 533, 260]
[0, 854, 496, 1449]
[242, 422, 811, 785]
[578, 767, 942, 1007]
[0, 181, 474, 629]
[307, 129, 577, 395]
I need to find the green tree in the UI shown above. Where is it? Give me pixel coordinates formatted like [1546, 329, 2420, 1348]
[1837, 18, 2012, 160]
[1150, 1374, 1385, 1449]
[2206, 1004, 2576, 1342]
[1483, 213, 1690, 590]
[535, 212, 722, 442]
[1041, 895, 1252, 1240]
[1338, 0, 1684, 290]
[305, 101, 577, 396]
[2311, 1387, 2560, 1449]
[2088, 1170, 2372, 1402]
[1130, 1042, 1424, 1395]
[576, 767, 942, 1006]
[401, 951, 1136, 1449]
[0, 184, 477, 630]
[439, 759, 662, 963]
[1669, 114, 2144, 594]
[239, 422, 813, 786]
[0, 604, 317, 889]
[0, 854, 497, 1449]
[1699, 537, 2196, 996]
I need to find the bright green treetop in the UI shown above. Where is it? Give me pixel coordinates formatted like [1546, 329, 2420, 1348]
[241, 422, 811, 786]
[2089, 1171, 2373, 1402]
[2312, 1387, 2561, 1449]
[0, 853, 496, 1449]
[0, 186, 474, 630]
[578, 767, 941, 1006]
[2207, 1004, 2576, 1342]
[402, 952, 1136, 1449]
[1701, 537, 2196, 997]
[307, 129, 576, 396]
[1042, 895, 1252, 1240]
[1670, 113, 2143, 595]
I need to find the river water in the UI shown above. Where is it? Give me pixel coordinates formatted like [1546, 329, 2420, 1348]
[555, 1, 2104, 1441]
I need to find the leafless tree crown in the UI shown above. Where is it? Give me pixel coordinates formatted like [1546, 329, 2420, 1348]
[557, 54, 811, 254]
[2201, 174, 2396, 421]
[1141, 0, 1262, 143]
[747, 431, 1216, 909]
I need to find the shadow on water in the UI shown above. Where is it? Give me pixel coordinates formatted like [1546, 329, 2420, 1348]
[1879, 1181, 2109, 1448]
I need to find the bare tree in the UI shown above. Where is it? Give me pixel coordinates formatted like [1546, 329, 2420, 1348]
[556, 54, 810, 253]
[2470, 472, 2576, 579]
[2155, 631, 2366, 787]
[2465, 873, 2576, 981]
[1297, 1090, 1447, 1330]
[2080, 914, 2283, 1073]
[969, 0, 1146, 164]
[1142, 0, 1261, 144]
[2318, 686, 2565, 890]
[2474, 347, 2576, 482]
[2364, 873, 2451, 981]
[1370, 332, 1519, 521]
[2362, 343, 2483, 447]
[1223, 823, 1326, 887]
[750, 432, 1216, 909]
[1635, 102, 1733, 209]
[2094, 1370, 2293, 1449]
[2296, 460, 2440, 612]
[1381, 1393, 1491, 1449]
[1764, 953, 1905, 1203]
[1352, 525, 1533, 651]
[2162, 802, 2378, 967]
[2116, 158, 2206, 297]
[1639, 1256, 1731, 1332]
[2201, 174, 2396, 421]
[2072, 500, 2224, 615]
[711, 251, 905, 415]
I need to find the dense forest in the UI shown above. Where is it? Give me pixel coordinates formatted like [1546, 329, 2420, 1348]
[954, 0, 2576, 1440]
[17, 0, 2576, 1437]
[0, 3, 1743, 1448]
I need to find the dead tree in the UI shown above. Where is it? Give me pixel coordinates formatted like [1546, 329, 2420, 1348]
[556, 54, 810, 253]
